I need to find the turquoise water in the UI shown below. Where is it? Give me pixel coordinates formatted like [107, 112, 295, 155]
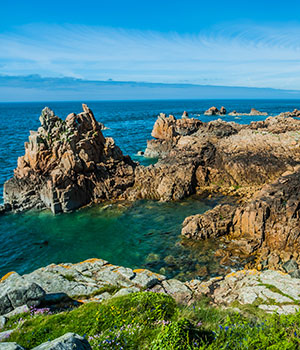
[0, 197, 222, 280]
[0, 99, 299, 279]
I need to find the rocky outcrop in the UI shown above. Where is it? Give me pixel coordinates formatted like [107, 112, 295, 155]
[228, 108, 268, 116]
[140, 111, 300, 266]
[204, 106, 226, 116]
[2, 260, 300, 317]
[187, 269, 300, 314]
[182, 168, 300, 269]
[137, 112, 300, 202]
[3, 105, 136, 214]
[182, 204, 236, 240]
[0, 272, 45, 315]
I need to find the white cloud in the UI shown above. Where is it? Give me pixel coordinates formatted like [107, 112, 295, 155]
[1, 23, 300, 88]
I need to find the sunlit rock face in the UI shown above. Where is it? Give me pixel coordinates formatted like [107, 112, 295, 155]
[4, 104, 136, 213]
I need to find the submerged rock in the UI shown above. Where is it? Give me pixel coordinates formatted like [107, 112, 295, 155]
[3, 104, 136, 214]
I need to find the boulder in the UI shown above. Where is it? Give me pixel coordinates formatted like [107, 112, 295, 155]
[204, 106, 219, 116]
[219, 106, 226, 115]
[0, 343, 24, 350]
[31, 333, 92, 350]
[182, 111, 189, 119]
[0, 273, 45, 316]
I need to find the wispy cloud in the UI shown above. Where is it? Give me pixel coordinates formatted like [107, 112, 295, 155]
[1, 23, 300, 89]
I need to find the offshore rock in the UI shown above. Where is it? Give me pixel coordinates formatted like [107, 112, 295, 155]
[3, 105, 136, 214]
[204, 106, 226, 116]
[228, 108, 268, 116]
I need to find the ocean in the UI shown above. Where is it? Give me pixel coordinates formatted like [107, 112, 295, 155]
[0, 99, 299, 279]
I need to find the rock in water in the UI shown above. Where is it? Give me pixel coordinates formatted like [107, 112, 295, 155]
[182, 111, 189, 119]
[3, 104, 136, 214]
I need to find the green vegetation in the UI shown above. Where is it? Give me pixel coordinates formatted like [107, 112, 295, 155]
[3, 292, 300, 349]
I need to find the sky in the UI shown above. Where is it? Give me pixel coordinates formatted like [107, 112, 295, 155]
[1, 0, 300, 91]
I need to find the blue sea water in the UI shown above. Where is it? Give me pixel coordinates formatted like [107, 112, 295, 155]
[0, 99, 299, 279]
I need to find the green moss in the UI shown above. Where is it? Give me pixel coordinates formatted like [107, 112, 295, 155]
[63, 274, 76, 282]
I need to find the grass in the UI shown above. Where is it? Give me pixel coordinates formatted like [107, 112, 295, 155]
[3, 292, 300, 349]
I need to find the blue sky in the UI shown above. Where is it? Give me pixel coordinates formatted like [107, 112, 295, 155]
[1, 0, 300, 89]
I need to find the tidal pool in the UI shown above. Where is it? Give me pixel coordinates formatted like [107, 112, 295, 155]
[0, 196, 238, 280]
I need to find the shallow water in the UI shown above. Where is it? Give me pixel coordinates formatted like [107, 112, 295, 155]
[0, 197, 225, 280]
[0, 99, 299, 278]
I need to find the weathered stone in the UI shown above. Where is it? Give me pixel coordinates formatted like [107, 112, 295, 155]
[283, 260, 299, 274]
[4, 105, 136, 214]
[31, 333, 92, 350]
[113, 287, 139, 298]
[0, 343, 24, 350]
[0, 273, 45, 315]
[186, 269, 300, 314]
[161, 279, 193, 304]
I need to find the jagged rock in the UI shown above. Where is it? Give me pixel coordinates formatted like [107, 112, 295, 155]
[182, 204, 236, 239]
[182, 111, 189, 119]
[132, 112, 300, 205]
[219, 106, 226, 115]
[3, 104, 136, 214]
[31, 333, 92, 350]
[204, 106, 219, 116]
[204, 106, 226, 116]
[0, 272, 45, 316]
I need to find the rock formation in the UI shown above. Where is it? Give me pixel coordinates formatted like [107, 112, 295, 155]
[204, 106, 226, 116]
[1, 260, 300, 318]
[138, 111, 300, 268]
[228, 108, 268, 116]
[3, 105, 136, 214]
[132, 112, 300, 202]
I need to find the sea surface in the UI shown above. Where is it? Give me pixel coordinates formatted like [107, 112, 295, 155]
[0, 99, 299, 279]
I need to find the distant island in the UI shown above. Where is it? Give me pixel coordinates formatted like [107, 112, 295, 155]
[1, 74, 300, 101]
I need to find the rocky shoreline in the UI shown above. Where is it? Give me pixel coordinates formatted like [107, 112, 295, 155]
[1, 103, 300, 347]
[2, 104, 300, 274]
[1, 258, 300, 348]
